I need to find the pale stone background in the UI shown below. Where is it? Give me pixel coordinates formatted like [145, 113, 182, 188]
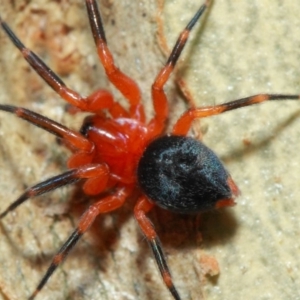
[0, 0, 300, 300]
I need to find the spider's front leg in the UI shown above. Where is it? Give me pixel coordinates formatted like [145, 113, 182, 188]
[0, 15, 113, 114]
[85, 0, 145, 121]
[148, 1, 210, 137]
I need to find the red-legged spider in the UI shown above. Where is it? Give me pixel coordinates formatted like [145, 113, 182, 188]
[0, 0, 300, 299]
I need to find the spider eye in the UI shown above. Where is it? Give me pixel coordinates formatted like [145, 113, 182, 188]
[137, 135, 236, 213]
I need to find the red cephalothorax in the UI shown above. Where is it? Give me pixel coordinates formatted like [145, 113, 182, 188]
[79, 114, 150, 186]
[0, 0, 299, 299]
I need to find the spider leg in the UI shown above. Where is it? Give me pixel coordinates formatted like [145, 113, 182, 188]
[173, 93, 300, 135]
[28, 186, 131, 300]
[0, 104, 94, 152]
[149, 1, 210, 136]
[85, 0, 145, 121]
[0, 164, 109, 218]
[0, 17, 115, 113]
[134, 196, 181, 300]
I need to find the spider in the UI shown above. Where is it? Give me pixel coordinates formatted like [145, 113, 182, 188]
[0, 0, 299, 299]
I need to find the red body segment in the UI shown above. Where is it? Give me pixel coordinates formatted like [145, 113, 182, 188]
[79, 115, 150, 187]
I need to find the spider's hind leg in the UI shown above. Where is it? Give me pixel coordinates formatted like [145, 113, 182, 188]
[28, 186, 132, 300]
[134, 196, 181, 300]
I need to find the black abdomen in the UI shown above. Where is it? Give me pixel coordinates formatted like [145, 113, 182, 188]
[137, 135, 233, 213]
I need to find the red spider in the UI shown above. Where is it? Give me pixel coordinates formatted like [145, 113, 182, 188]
[0, 0, 299, 299]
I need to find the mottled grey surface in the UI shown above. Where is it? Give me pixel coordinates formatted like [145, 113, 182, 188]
[0, 1, 299, 300]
